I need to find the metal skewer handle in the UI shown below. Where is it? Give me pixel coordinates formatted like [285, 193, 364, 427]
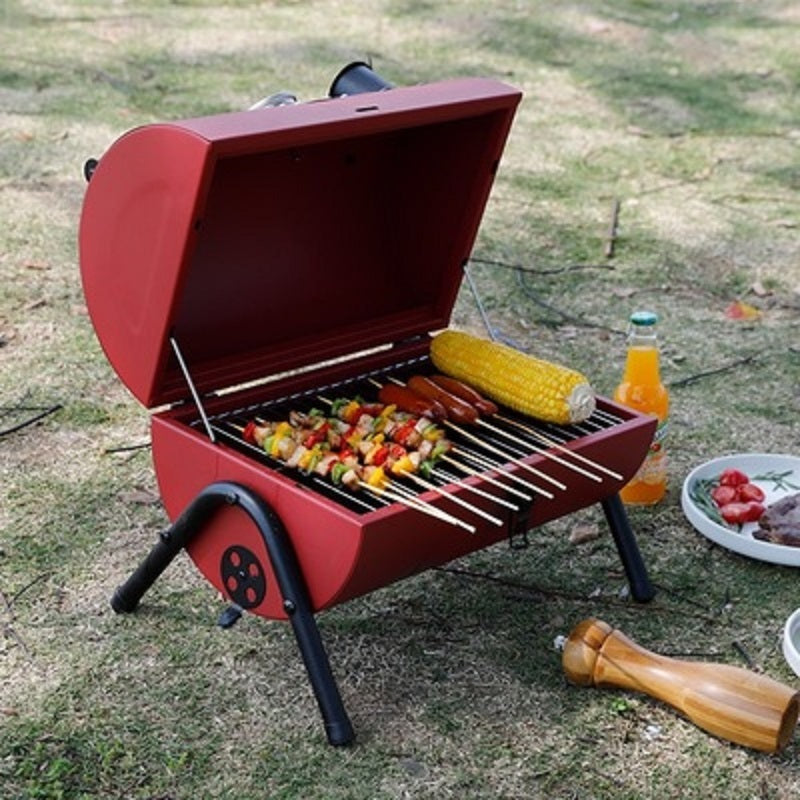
[563, 618, 799, 753]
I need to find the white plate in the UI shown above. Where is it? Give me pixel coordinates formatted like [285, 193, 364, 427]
[681, 453, 800, 566]
[784, 607, 800, 678]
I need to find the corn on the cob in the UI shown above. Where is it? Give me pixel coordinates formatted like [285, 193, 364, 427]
[430, 329, 595, 424]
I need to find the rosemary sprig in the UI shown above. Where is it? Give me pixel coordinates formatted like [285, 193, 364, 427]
[688, 477, 728, 527]
[751, 470, 800, 493]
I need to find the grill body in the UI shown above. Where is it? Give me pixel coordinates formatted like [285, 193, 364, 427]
[79, 72, 656, 744]
[151, 340, 655, 620]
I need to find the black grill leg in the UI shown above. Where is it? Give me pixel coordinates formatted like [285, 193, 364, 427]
[111, 481, 355, 747]
[601, 493, 655, 603]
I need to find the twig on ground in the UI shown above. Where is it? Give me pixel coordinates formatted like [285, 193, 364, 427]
[469, 256, 616, 276]
[103, 442, 152, 455]
[651, 581, 716, 615]
[0, 403, 62, 437]
[434, 566, 721, 622]
[1, 576, 50, 660]
[604, 198, 621, 258]
[732, 640, 761, 672]
[669, 353, 761, 388]
[4, 573, 52, 610]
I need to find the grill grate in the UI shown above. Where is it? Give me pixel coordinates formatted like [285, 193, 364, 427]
[196, 357, 626, 517]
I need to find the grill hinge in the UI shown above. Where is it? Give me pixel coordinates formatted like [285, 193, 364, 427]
[170, 336, 216, 443]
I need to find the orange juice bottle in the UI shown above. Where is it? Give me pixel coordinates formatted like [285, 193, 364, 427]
[614, 311, 669, 505]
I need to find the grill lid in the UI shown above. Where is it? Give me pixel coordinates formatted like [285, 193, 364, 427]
[79, 77, 521, 408]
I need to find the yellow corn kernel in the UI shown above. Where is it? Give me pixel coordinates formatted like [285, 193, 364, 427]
[429, 329, 595, 424]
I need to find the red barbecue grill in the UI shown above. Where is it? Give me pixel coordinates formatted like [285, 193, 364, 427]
[78, 66, 656, 746]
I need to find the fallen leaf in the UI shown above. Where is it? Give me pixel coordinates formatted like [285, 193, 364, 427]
[24, 298, 48, 311]
[570, 522, 601, 545]
[120, 488, 160, 505]
[724, 300, 761, 320]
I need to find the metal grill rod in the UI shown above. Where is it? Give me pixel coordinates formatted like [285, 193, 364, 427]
[476, 418, 602, 482]
[454, 448, 555, 499]
[495, 414, 624, 481]
[446, 421, 567, 490]
[433, 463, 520, 511]
[440, 454, 533, 502]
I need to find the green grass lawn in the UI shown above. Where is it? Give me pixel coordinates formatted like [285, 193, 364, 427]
[2, 2, 799, 798]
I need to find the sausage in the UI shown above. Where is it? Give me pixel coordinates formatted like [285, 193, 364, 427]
[378, 383, 446, 420]
[429, 374, 499, 416]
[406, 375, 480, 424]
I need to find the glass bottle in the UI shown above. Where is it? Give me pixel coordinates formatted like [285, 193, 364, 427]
[614, 310, 669, 505]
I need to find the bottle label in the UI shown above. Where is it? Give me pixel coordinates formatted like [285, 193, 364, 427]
[633, 419, 668, 484]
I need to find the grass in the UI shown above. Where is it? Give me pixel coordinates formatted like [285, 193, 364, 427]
[2, 1, 800, 798]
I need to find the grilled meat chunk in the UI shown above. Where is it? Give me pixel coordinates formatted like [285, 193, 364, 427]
[753, 492, 800, 547]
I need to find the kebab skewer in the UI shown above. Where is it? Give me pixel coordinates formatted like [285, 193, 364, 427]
[313, 398, 507, 526]
[378, 376, 568, 492]
[315, 395, 555, 505]
[378, 373, 610, 486]
[240, 403, 505, 529]
[314, 398, 527, 512]
[225, 419, 477, 533]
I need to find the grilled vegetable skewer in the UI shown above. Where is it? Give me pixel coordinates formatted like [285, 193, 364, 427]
[381, 377, 567, 493]
[242, 402, 509, 528]
[226, 421, 476, 532]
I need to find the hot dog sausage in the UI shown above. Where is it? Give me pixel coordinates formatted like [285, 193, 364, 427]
[378, 383, 446, 420]
[406, 375, 480, 424]
[429, 374, 499, 416]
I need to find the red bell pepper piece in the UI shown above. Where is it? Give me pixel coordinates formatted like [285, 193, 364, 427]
[242, 420, 257, 444]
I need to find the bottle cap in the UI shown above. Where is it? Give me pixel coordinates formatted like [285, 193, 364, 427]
[630, 310, 658, 326]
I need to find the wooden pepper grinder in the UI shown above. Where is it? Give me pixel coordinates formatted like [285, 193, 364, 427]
[563, 618, 799, 753]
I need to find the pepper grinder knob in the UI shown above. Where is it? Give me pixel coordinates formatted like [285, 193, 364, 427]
[562, 618, 800, 753]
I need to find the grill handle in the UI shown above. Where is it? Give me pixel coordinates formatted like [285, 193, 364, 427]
[328, 60, 393, 97]
[111, 481, 355, 747]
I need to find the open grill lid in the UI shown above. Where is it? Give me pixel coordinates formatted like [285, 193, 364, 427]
[78, 77, 521, 409]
